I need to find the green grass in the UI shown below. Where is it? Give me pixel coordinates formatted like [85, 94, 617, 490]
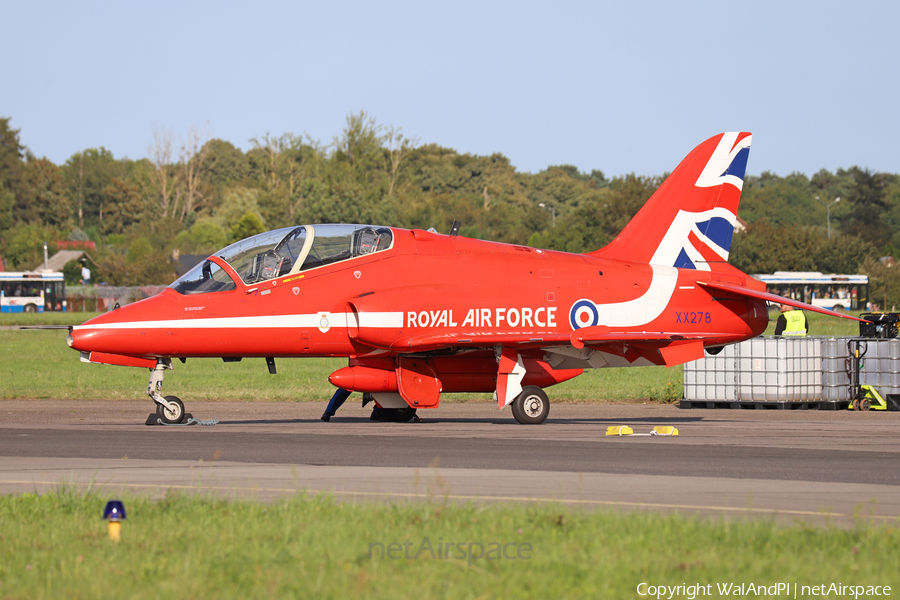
[0, 315, 681, 402]
[0, 327, 681, 402]
[0, 327, 346, 401]
[0, 490, 897, 599]
[0, 310, 866, 403]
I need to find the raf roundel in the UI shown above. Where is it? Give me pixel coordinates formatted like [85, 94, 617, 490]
[569, 299, 599, 330]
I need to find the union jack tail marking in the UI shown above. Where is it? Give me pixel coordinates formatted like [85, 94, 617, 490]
[591, 132, 751, 272]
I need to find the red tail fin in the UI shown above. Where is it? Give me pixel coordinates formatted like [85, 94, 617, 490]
[590, 132, 751, 272]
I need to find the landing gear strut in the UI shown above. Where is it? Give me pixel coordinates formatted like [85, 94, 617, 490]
[147, 359, 187, 424]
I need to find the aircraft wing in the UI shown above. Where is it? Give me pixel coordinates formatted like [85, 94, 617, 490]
[389, 332, 573, 352]
[388, 330, 712, 352]
[387, 329, 713, 367]
[696, 280, 869, 322]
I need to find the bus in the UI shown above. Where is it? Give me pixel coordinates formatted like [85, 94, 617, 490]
[0, 271, 66, 312]
[754, 271, 868, 311]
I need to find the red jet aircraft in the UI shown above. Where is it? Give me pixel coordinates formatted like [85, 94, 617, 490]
[68, 132, 863, 424]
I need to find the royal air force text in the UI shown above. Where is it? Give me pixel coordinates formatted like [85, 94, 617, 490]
[406, 308, 558, 329]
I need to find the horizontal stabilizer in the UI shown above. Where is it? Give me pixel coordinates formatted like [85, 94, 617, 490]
[697, 280, 868, 322]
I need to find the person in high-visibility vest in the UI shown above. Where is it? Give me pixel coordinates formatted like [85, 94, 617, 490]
[774, 304, 808, 336]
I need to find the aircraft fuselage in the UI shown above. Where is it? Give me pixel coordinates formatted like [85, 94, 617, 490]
[70, 227, 768, 369]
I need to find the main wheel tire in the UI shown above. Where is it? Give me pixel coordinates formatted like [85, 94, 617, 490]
[24, 304, 38, 313]
[851, 398, 860, 411]
[860, 398, 871, 411]
[156, 395, 185, 424]
[393, 407, 417, 423]
[511, 386, 549, 425]
[370, 406, 417, 422]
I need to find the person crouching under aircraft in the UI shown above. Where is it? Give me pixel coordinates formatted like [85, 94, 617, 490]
[321, 388, 419, 422]
[321, 388, 352, 422]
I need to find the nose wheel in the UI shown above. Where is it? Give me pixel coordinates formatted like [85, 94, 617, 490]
[511, 386, 550, 424]
[156, 395, 185, 424]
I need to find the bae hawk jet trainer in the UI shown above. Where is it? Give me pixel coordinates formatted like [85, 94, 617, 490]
[68, 132, 862, 424]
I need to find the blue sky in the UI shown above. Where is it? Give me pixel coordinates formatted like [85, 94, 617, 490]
[3, 1, 898, 178]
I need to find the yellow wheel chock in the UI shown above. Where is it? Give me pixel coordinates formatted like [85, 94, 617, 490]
[606, 425, 679, 436]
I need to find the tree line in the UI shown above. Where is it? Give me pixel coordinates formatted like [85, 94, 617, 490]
[1, 114, 899, 306]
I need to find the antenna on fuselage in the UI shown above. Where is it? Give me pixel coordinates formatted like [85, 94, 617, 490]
[449, 220, 461, 236]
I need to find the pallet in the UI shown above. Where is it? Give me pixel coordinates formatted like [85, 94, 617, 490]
[679, 400, 850, 410]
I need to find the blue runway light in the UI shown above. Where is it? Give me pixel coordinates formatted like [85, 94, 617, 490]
[103, 500, 127, 521]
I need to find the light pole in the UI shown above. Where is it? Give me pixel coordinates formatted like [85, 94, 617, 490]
[538, 203, 556, 228]
[815, 195, 840, 240]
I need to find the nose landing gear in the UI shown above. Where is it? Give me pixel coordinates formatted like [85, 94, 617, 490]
[147, 359, 188, 424]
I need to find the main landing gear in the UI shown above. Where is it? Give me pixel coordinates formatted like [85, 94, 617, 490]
[370, 406, 419, 422]
[147, 359, 187, 424]
[495, 349, 551, 425]
[511, 386, 550, 425]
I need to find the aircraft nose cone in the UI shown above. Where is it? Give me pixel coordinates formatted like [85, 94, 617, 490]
[69, 293, 180, 356]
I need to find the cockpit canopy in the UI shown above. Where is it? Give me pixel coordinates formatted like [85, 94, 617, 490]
[169, 224, 393, 295]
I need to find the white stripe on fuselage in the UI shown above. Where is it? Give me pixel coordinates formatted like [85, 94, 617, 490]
[72, 312, 404, 330]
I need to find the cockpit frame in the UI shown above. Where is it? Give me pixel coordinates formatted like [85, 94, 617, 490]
[168, 224, 395, 295]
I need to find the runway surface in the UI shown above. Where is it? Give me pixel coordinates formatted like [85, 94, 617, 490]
[2, 399, 899, 525]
